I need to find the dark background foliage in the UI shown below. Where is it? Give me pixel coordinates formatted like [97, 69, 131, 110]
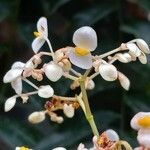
[0, 0, 150, 149]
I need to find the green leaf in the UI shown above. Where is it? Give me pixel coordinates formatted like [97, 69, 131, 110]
[120, 20, 150, 44]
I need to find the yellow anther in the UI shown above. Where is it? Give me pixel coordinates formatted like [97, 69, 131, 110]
[34, 31, 41, 37]
[138, 116, 150, 127]
[20, 146, 29, 150]
[75, 47, 90, 56]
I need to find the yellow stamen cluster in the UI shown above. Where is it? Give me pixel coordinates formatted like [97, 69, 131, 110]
[20, 146, 29, 150]
[34, 31, 41, 37]
[138, 116, 150, 127]
[75, 47, 90, 56]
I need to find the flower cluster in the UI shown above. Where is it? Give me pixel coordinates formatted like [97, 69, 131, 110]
[3, 17, 150, 149]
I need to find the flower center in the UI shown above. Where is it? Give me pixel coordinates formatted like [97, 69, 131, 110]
[138, 116, 150, 127]
[20, 146, 29, 150]
[34, 31, 41, 37]
[75, 47, 90, 56]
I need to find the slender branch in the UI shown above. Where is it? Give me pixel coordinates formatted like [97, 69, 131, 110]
[70, 68, 81, 77]
[53, 95, 77, 101]
[63, 72, 78, 81]
[98, 47, 122, 59]
[45, 38, 55, 59]
[23, 78, 39, 90]
[89, 72, 99, 80]
[79, 77, 99, 136]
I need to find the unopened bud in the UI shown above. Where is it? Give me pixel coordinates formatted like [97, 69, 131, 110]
[127, 43, 141, 57]
[4, 96, 16, 112]
[118, 72, 130, 90]
[43, 62, 63, 82]
[63, 104, 75, 118]
[99, 63, 118, 81]
[138, 52, 147, 64]
[136, 39, 150, 54]
[38, 85, 54, 98]
[28, 111, 45, 124]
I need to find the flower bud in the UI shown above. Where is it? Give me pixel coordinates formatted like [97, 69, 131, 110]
[118, 72, 130, 90]
[99, 63, 118, 81]
[28, 111, 45, 124]
[4, 96, 16, 112]
[43, 62, 63, 82]
[136, 39, 150, 54]
[115, 53, 129, 63]
[63, 104, 75, 118]
[105, 129, 119, 141]
[85, 79, 95, 90]
[138, 52, 147, 64]
[38, 85, 54, 98]
[50, 113, 64, 123]
[127, 43, 141, 57]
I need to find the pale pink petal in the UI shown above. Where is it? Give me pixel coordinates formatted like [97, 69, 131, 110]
[11, 61, 25, 69]
[3, 69, 23, 83]
[37, 17, 48, 37]
[73, 26, 97, 51]
[68, 49, 92, 69]
[5, 96, 16, 112]
[11, 78, 22, 94]
[32, 37, 45, 53]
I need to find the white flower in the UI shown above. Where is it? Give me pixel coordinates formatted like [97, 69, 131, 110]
[68, 26, 97, 69]
[105, 129, 119, 141]
[131, 112, 150, 148]
[28, 111, 46, 124]
[3, 61, 25, 94]
[130, 112, 150, 130]
[63, 104, 75, 118]
[118, 72, 130, 90]
[99, 62, 118, 81]
[15, 146, 32, 150]
[43, 62, 63, 82]
[32, 17, 48, 53]
[4, 96, 16, 112]
[52, 147, 66, 150]
[38, 85, 54, 98]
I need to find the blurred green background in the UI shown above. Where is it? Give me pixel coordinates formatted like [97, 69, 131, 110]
[0, 0, 150, 149]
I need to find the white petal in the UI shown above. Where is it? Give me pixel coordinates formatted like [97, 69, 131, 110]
[138, 52, 147, 64]
[130, 112, 150, 130]
[28, 111, 45, 124]
[77, 143, 88, 150]
[37, 17, 48, 37]
[4, 96, 16, 112]
[32, 37, 45, 53]
[106, 129, 119, 141]
[52, 147, 66, 150]
[127, 43, 141, 57]
[11, 78, 22, 94]
[68, 49, 92, 69]
[73, 26, 97, 51]
[3, 69, 23, 83]
[136, 39, 150, 54]
[99, 64, 118, 81]
[118, 72, 130, 90]
[11, 61, 25, 69]
[43, 62, 63, 82]
[63, 104, 74, 118]
[137, 129, 150, 148]
[38, 85, 54, 98]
